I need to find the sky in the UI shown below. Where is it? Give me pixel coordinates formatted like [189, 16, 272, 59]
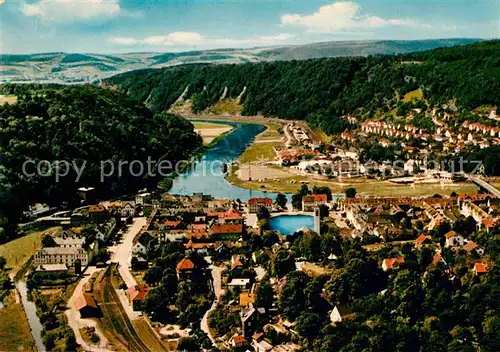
[0, 0, 499, 54]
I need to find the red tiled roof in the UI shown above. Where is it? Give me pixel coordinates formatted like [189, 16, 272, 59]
[74, 294, 98, 310]
[415, 234, 432, 248]
[252, 332, 264, 341]
[210, 224, 243, 235]
[463, 241, 478, 253]
[184, 240, 214, 250]
[303, 194, 328, 203]
[127, 285, 148, 301]
[383, 257, 405, 270]
[88, 204, 106, 213]
[445, 231, 458, 239]
[223, 208, 243, 220]
[233, 335, 247, 344]
[165, 220, 181, 228]
[176, 258, 195, 271]
[248, 197, 273, 206]
[474, 262, 488, 273]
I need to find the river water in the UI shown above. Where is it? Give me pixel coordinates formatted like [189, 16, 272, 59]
[170, 121, 284, 201]
[15, 277, 45, 351]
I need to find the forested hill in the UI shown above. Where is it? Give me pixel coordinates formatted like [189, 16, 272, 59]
[108, 40, 500, 134]
[0, 85, 202, 242]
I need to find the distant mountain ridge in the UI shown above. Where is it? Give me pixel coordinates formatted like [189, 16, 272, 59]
[0, 38, 481, 84]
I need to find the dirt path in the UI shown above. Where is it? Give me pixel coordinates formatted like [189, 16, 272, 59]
[200, 266, 224, 347]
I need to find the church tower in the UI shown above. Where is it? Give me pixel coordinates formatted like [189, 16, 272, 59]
[314, 207, 321, 235]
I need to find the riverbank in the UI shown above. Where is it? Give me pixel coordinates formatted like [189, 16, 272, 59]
[193, 121, 235, 146]
[227, 163, 479, 197]
[0, 290, 37, 351]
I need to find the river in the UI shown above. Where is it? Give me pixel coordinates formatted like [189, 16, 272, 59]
[15, 276, 45, 351]
[170, 120, 284, 201]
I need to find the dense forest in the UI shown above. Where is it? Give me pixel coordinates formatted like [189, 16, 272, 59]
[0, 85, 202, 242]
[108, 40, 500, 134]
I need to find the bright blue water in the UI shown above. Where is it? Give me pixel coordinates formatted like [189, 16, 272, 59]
[269, 215, 315, 235]
[170, 120, 286, 201]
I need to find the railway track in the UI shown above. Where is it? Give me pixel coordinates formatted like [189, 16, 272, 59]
[94, 265, 151, 352]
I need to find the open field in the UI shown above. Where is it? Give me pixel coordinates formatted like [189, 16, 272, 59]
[0, 291, 36, 352]
[0, 227, 60, 275]
[239, 142, 282, 163]
[0, 94, 18, 105]
[402, 88, 424, 102]
[228, 165, 479, 196]
[192, 121, 234, 145]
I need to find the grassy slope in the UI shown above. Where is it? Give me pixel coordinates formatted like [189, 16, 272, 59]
[0, 227, 60, 274]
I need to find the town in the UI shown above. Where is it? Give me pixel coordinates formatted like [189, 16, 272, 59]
[4, 173, 498, 351]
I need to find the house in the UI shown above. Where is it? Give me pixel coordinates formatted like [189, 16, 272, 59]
[240, 304, 258, 337]
[88, 204, 108, 223]
[444, 231, 465, 248]
[74, 294, 100, 318]
[432, 252, 447, 266]
[329, 304, 354, 324]
[219, 208, 244, 224]
[302, 194, 328, 212]
[463, 241, 485, 256]
[252, 337, 274, 352]
[232, 335, 248, 348]
[121, 201, 136, 218]
[382, 257, 405, 271]
[132, 232, 154, 257]
[184, 240, 214, 255]
[127, 285, 148, 311]
[33, 245, 93, 267]
[35, 263, 69, 274]
[249, 198, 273, 213]
[240, 292, 256, 307]
[54, 236, 85, 248]
[209, 224, 243, 239]
[473, 262, 489, 275]
[135, 192, 151, 205]
[176, 258, 195, 280]
[231, 254, 245, 271]
[415, 234, 432, 249]
[228, 278, 251, 291]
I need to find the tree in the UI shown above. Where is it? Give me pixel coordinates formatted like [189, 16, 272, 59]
[257, 206, 271, 221]
[318, 204, 329, 219]
[345, 187, 357, 198]
[255, 279, 274, 310]
[312, 186, 333, 201]
[42, 234, 57, 247]
[296, 312, 322, 339]
[177, 336, 200, 351]
[275, 193, 287, 209]
[0, 256, 6, 270]
[74, 259, 81, 275]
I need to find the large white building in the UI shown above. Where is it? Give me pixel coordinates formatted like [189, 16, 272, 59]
[33, 245, 94, 267]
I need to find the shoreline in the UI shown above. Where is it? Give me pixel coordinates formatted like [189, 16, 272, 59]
[183, 114, 482, 198]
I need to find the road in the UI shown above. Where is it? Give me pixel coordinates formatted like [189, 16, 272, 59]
[65, 267, 109, 352]
[200, 265, 224, 347]
[111, 217, 146, 288]
[470, 176, 500, 197]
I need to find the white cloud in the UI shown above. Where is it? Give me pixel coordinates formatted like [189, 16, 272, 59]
[21, 0, 121, 22]
[108, 37, 139, 46]
[281, 1, 425, 32]
[109, 32, 295, 48]
[143, 32, 204, 46]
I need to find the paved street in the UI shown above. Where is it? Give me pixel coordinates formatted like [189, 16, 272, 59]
[111, 217, 146, 288]
[200, 265, 225, 347]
